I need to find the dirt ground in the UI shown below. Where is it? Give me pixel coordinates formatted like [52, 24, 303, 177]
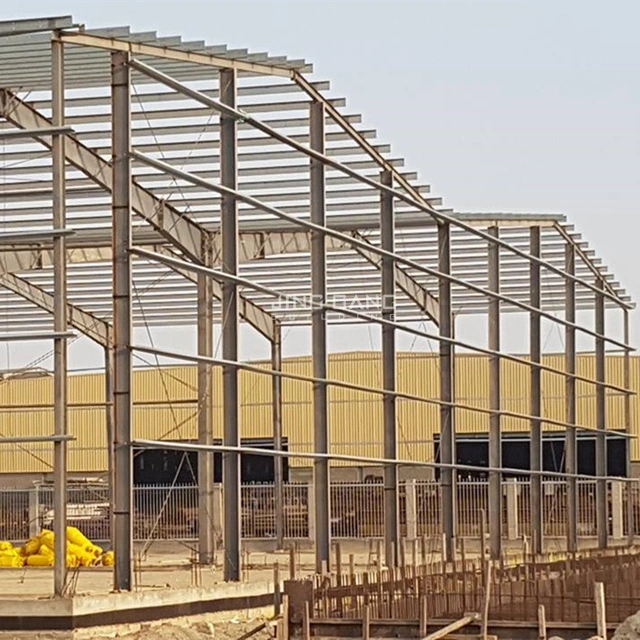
[117, 617, 275, 640]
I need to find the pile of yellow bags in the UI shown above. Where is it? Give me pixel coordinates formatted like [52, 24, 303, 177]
[0, 526, 115, 568]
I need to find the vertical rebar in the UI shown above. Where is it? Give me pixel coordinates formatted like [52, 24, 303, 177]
[595, 278, 608, 549]
[530, 226, 543, 554]
[439, 221, 455, 562]
[111, 49, 133, 591]
[381, 169, 399, 567]
[220, 68, 241, 581]
[487, 225, 502, 559]
[272, 323, 285, 549]
[310, 100, 330, 573]
[198, 236, 215, 564]
[52, 33, 68, 597]
[564, 243, 578, 552]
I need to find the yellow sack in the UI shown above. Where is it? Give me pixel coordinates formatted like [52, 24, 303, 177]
[0, 549, 19, 558]
[102, 550, 114, 567]
[66, 527, 91, 548]
[39, 531, 55, 551]
[26, 554, 53, 567]
[0, 555, 23, 567]
[66, 554, 79, 568]
[39, 545, 54, 558]
[78, 552, 94, 568]
[86, 544, 103, 559]
[0, 541, 13, 552]
[22, 537, 41, 557]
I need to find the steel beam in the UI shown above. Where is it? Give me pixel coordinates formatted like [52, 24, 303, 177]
[0, 273, 110, 347]
[197, 236, 215, 565]
[272, 323, 285, 550]
[154, 246, 275, 342]
[0, 126, 73, 140]
[130, 149, 632, 352]
[127, 57, 631, 313]
[51, 35, 68, 597]
[554, 222, 620, 301]
[293, 72, 422, 204]
[564, 243, 578, 553]
[310, 100, 330, 574]
[132, 246, 634, 439]
[133, 435, 640, 482]
[111, 49, 133, 591]
[381, 170, 399, 567]
[57, 30, 296, 78]
[0, 229, 74, 244]
[439, 221, 455, 562]
[0, 331, 74, 341]
[487, 225, 502, 560]
[530, 226, 543, 554]
[0, 90, 277, 342]
[0, 435, 74, 444]
[220, 68, 241, 582]
[595, 278, 608, 549]
[352, 232, 439, 325]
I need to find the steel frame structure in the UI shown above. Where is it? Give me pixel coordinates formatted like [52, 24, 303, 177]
[0, 16, 635, 592]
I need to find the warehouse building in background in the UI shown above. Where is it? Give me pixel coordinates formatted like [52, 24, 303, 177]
[0, 350, 634, 488]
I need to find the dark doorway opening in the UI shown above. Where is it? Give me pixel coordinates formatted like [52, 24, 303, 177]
[133, 437, 289, 486]
[433, 432, 627, 479]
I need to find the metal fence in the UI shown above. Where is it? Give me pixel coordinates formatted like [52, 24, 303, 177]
[0, 479, 636, 544]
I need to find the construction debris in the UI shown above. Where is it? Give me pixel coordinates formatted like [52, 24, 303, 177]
[613, 611, 640, 640]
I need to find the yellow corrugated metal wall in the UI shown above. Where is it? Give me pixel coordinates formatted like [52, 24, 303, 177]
[0, 352, 635, 474]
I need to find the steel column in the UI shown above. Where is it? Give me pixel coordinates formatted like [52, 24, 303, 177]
[111, 49, 133, 591]
[310, 100, 330, 573]
[624, 309, 634, 544]
[381, 169, 398, 567]
[438, 221, 455, 562]
[198, 237, 215, 564]
[595, 278, 608, 549]
[564, 244, 578, 552]
[52, 34, 68, 597]
[272, 323, 285, 550]
[487, 225, 502, 559]
[105, 346, 115, 548]
[220, 68, 241, 581]
[530, 226, 543, 554]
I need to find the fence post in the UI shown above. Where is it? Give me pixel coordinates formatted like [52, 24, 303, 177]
[506, 479, 519, 541]
[28, 486, 40, 538]
[307, 481, 315, 542]
[213, 483, 223, 542]
[406, 479, 417, 540]
[612, 480, 624, 540]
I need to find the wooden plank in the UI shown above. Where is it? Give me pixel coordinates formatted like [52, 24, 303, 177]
[274, 564, 282, 616]
[424, 614, 477, 640]
[302, 602, 311, 640]
[538, 604, 547, 640]
[419, 594, 428, 639]
[289, 546, 296, 580]
[481, 561, 493, 640]
[595, 582, 607, 640]
[362, 604, 370, 640]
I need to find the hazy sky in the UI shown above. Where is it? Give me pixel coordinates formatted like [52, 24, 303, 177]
[0, 0, 637, 370]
